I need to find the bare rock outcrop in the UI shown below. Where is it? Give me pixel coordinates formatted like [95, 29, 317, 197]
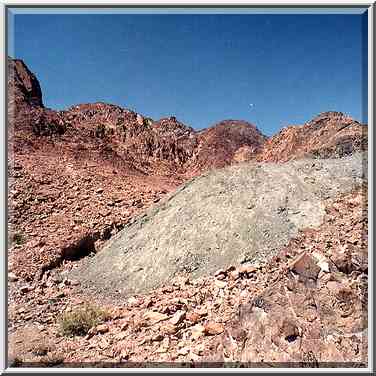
[189, 120, 267, 175]
[258, 112, 367, 162]
[8, 57, 43, 109]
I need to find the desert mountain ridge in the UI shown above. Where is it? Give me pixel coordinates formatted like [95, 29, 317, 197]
[8, 57, 367, 171]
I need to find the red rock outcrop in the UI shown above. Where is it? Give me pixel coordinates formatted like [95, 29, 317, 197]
[258, 112, 367, 162]
[189, 120, 267, 175]
[8, 57, 43, 109]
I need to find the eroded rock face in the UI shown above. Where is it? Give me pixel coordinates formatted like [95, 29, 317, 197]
[7, 58, 268, 176]
[8, 57, 43, 109]
[258, 112, 367, 163]
[69, 153, 366, 298]
[190, 120, 267, 174]
[60, 106, 268, 176]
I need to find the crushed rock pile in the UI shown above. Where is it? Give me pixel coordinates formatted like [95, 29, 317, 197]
[69, 152, 367, 298]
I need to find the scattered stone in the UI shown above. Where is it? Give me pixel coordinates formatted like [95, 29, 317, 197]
[160, 323, 178, 335]
[312, 252, 330, 273]
[204, 322, 224, 335]
[229, 270, 240, 280]
[8, 273, 18, 282]
[143, 311, 169, 325]
[96, 324, 109, 334]
[288, 252, 321, 281]
[151, 333, 163, 342]
[215, 280, 226, 289]
[280, 319, 300, 341]
[127, 296, 141, 307]
[177, 347, 189, 356]
[191, 324, 206, 339]
[214, 269, 226, 277]
[186, 312, 201, 324]
[20, 285, 31, 294]
[239, 265, 257, 275]
[170, 310, 186, 325]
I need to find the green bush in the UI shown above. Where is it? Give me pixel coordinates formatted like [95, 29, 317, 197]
[143, 117, 153, 127]
[95, 124, 106, 138]
[12, 232, 25, 246]
[59, 304, 110, 337]
[9, 356, 23, 367]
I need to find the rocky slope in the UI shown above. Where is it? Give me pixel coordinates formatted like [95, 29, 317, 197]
[8, 187, 367, 367]
[59, 106, 266, 177]
[8, 57, 43, 109]
[68, 153, 366, 298]
[188, 120, 267, 175]
[258, 111, 367, 163]
[7, 57, 266, 282]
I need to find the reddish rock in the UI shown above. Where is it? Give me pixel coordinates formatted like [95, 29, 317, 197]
[204, 322, 224, 335]
[170, 310, 186, 325]
[160, 323, 178, 335]
[288, 252, 321, 281]
[143, 311, 169, 325]
[7, 58, 368, 367]
[186, 312, 201, 324]
[258, 111, 367, 163]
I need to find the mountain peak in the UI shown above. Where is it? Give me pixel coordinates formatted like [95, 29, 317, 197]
[8, 57, 44, 108]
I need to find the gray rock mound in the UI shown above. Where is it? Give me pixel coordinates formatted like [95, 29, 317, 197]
[69, 153, 367, 298]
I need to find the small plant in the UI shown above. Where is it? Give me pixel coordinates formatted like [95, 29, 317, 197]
[12, 232, 25, 246]
[116, 117, 124, 126]
[40, 351, 65, 366]
[32, 342, 51, 356]
[9, 356, 23, 367]
[143, 117, 153, 127]
[58, 304, 110, 337]
[95, 124, 106, 139]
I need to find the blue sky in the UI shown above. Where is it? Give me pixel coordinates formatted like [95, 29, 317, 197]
[8, 10, 368, 136]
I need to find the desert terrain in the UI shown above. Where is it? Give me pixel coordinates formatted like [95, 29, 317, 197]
[7, 57, 368, 367]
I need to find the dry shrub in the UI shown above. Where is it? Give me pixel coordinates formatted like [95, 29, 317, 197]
[59, 304, 110, 337]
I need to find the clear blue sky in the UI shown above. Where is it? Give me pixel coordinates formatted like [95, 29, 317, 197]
[9, 11, 368, 135]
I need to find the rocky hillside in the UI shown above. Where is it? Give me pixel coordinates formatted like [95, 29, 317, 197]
[190, 120, 266, 174]
[258, 111, 367, 162]
[69, 153, 366, 298]
[8, 58, 267, 176]
[9, 187, 368, 367]
[7, 57, 267, 282]
[7, 57, 368, 286]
